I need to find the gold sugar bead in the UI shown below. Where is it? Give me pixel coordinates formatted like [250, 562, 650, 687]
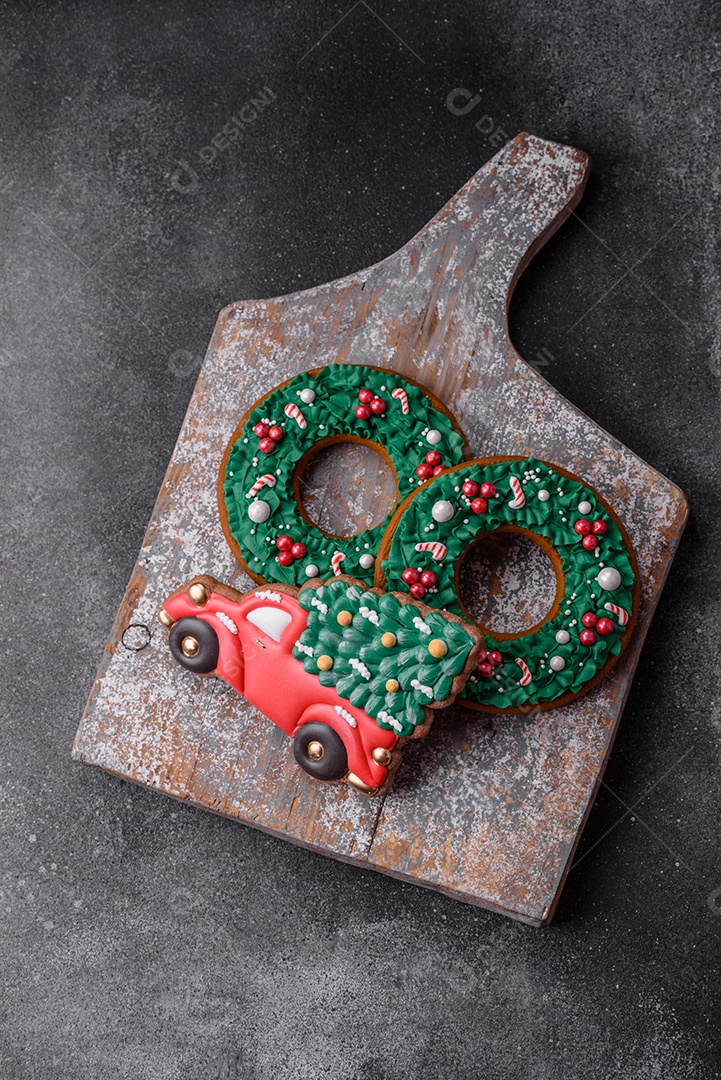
[337, 610, 353, 626]
[385, 678, 400, 693]
[381, 632, 396, 648]
[317, 655, 333, 671]
[428, 639, 447, 658]
[188, 581, 210, 606]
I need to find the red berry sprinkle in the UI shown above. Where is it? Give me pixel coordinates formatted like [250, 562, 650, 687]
[290, 542, 307, 559]
[268, 425, 284, 442]
[358, 389, 374, 404]
[276, 535, 293, 551]
[488, 650, 503, 668]
[253, 422, 270, 438]
[581, 612, 597, 628]
[432, 465, 445, 475]
[470, 497, 488, 514]
[579, 629, 597, 646]
[462, 480, 479, 498]
[258, 437, 276, 454]
[277, 551, 294, 567]
[582, 534, 598, 550]
[419, 570, 437, 587]
[574, 519, 591, 535]
[401, 567, 420, 585]
[416, 462, 433, 480]
[480, 482, 497, 499]
[477, 650, 487, 663]
[592, 520, 608, 535]
[370, 397, 386, 415]
[596, 617, 614, 636]
[478, 662, 494, 679]
[409, 582, 426, 600]
[425, 450, 442, 467]
[355, 404, 371, 420]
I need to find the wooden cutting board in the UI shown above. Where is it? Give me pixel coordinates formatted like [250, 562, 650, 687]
[73, 132, 688, 925]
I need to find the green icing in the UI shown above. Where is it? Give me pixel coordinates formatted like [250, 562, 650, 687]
[222, 365, 466, 587]
[381, 457, 637, 710]
[292, 580, 477, 737]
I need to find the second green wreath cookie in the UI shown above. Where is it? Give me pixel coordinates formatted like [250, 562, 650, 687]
[376, 456, 640, 712]
[219, 364, 469, 588]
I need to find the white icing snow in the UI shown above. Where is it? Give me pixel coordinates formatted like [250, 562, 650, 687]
[334, 705, 358, 728]
[410, 678, 433, 698]
[215, 611, 238, 634]
[348, 657, 371, 680]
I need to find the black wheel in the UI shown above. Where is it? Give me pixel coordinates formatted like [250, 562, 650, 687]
[293, 722, 348, 782]
[168, 616, 219, 675]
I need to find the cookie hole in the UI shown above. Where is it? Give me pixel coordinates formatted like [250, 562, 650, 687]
[299, 441, 396, 538]
[458, 530, 560, 638]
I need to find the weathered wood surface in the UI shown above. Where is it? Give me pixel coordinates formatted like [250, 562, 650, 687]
[73, 133, 688, 925]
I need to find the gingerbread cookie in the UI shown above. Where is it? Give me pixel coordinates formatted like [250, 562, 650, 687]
[218, 364, 468, 588]
[376, 456, 639, 712]
[159, 573, 481, 794]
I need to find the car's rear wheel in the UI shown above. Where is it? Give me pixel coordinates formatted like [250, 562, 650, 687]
[168, 616, 219, 674]
[293, 722, 348, 782]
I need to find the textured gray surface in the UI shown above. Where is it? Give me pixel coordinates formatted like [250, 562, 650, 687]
[1, 1, 719, 1077]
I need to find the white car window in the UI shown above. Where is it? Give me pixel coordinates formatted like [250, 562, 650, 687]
[245, 606, 292, 642]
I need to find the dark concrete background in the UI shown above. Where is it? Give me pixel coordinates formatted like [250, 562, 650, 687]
[1, 1, 719, 1077]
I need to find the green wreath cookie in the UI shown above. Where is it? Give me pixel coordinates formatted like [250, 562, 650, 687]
[376, 456, 639, 711]
[219, 364, 468, 587]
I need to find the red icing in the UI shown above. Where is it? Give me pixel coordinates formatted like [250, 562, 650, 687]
[162, 584, 397, 790]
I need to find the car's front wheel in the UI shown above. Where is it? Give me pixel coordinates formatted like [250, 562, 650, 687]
[168, 616, 219, 675]
[292, 722, 348, 782]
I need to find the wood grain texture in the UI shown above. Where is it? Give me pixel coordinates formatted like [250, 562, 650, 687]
[72, 132, 688, 925]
